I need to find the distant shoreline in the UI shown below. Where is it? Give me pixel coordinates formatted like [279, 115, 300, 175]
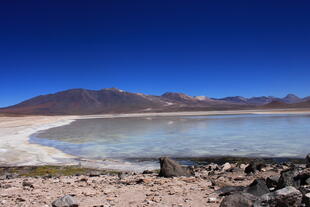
[0, 108, 310, 169]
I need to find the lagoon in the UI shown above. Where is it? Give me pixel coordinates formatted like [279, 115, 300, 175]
[30, 114, 310, 160]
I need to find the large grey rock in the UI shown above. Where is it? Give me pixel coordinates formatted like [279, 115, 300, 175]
[277, 168, 300, 189]
[220, 192, 258, 207]
[52, 195, 78, 207]
[244, 179, 270, 197]
[158, 157, 194, 177]
[259, 186, 302, 207]
[244, 159, 266, 174]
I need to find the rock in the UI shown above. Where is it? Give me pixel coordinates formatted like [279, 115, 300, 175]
[234, 176, 245, 181]
[222, 162, 232, 172]
[259, 186, 302, 207]
[244, 159, 266, 174]
[158, 157, 194, 178]
[295, 168, 310, 185]
[51, 195, 78, 207]
[216, 186, 245, 196]
[3, 173, 18, 179]
[88, 171, 101, 177]
[306, 153, 310, 167]
[277, 168, 300, 189]
[227, 167, 242, 173]
[239, 164, 248, 170]
[16, 197, 26, 202]
[207, 163, 220, 171]
[136, 178, 153, 184]
[244, 178, 270, 196]
[219, 192, 258, 207]
[266, 175, 280, 189]
[299, 185, 310, 195]
[117, 172, 125, 180]
[22, 181, 34, 188]
[207, 194, 220, 203]
[303, 193, 310, 206]
[142, 170, 154, 174]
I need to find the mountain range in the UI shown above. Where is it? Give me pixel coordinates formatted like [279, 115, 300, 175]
[0, 88, 309, 115]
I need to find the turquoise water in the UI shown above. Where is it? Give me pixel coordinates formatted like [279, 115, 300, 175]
[30, 114, 310, 159]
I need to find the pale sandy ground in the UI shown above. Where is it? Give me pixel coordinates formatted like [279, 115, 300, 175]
[0, 116, 77, 166]
[0, 109, 310, 167]
[0, 163, 281, 207]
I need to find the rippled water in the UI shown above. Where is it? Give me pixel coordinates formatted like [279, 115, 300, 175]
[30, 114, 310, 160]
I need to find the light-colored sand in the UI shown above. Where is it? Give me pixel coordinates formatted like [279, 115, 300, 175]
[0, 116, 77, 166]
[0, 109, 309, 166]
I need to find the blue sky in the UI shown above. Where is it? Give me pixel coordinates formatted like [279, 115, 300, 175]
[1, 0, 310, 107]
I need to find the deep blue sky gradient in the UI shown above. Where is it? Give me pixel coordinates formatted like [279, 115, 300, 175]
[1, 0, 310, 107]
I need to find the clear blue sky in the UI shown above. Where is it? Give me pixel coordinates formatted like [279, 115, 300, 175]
[1, 0, 310, 107]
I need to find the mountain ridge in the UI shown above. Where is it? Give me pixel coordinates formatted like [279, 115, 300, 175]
[0, 88, 309, 115]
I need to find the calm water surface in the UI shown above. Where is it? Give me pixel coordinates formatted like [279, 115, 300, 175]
[30, 114, 310, 159]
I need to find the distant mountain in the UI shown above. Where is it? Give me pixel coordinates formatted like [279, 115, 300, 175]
[282, 94, 302, 104]
[216, 94, 304, 106]
[216, 96, 280, 105]
[0, 88, 165, 115]
[246, 96, 280, 105]
[303, 96, 310, 102]
[161, 92, 198, 105]
[0, 89, 309, 115]
[262, 99, 310, 109]
[217, 96, 248, 104]
[261, 101, 291, 109]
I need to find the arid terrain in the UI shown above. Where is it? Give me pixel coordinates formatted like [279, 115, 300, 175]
[0, 157, 309, 207]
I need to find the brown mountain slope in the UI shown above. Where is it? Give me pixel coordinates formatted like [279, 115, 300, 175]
[0, 88, 165, 115]
[1, 89, 309, 115]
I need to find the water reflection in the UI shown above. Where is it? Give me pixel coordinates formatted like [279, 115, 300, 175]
[31, 114, 310, 159]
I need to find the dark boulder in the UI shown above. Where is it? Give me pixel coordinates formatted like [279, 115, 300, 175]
[277, 168, 300, 189]
[303, 193, 310, 207]
[158, 157, 194, 177]
[22, 180, 34, 188]
[266, 175, 280, 189]
[88, 171, 101, 177]
[244, 159, 266, 174]
[306, 153, 310, 167]
[52, 195, 78, 207]
[142, 170, 154, 174]
[219, 192, 258, 207]
[244, 178, 270, 196]
[295, 168, 310, 186]
[259, 186, 302, 207]
[299, 186, 310, 207]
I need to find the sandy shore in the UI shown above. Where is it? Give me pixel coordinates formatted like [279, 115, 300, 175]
[0, 109, 310, 167]
[0, 116, 78, 166]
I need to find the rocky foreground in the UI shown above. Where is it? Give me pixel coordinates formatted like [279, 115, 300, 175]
[1, 156, 310, 207]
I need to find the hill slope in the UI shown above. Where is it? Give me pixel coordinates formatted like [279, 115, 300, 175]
[1, 89, 309, 115]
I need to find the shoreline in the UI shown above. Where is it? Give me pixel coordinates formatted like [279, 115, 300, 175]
[0, 109, 310, 169]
